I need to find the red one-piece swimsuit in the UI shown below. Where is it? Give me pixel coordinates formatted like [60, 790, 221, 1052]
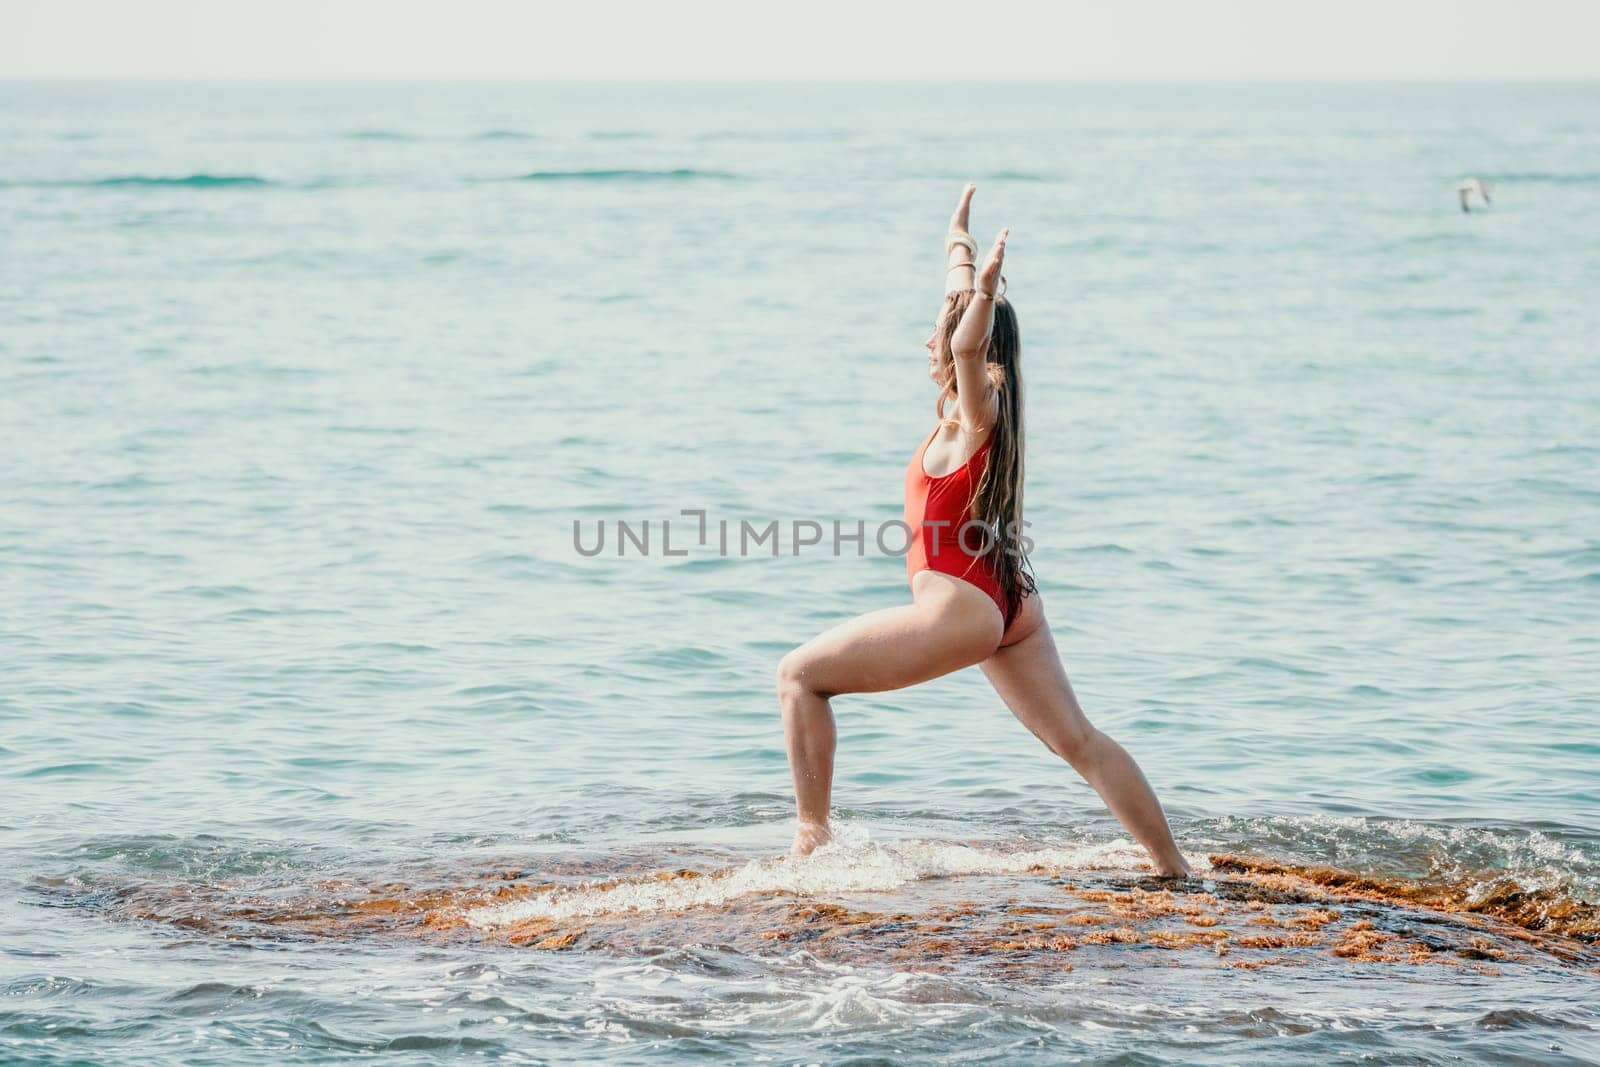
[903, 427, 1014, 628]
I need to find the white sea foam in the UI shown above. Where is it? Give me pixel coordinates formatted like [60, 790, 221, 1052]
[466, 826, 1210, 928]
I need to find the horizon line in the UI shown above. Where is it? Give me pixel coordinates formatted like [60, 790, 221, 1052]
[4, 75, 1599, 86]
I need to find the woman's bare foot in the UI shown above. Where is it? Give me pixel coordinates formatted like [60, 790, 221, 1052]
[789, 821, 833, 857]
[1155, 855, 1195, 879]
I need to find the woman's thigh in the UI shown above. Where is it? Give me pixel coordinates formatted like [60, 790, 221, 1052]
[781, 576, 1003, 698]
[979, 610, 1095, 755]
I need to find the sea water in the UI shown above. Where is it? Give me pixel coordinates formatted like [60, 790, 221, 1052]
[2, 81, 1598, 1064]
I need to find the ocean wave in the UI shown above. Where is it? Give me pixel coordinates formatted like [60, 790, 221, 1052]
[341, 128, 414, 142]
[0, 167, 740, 190]
[507, 168, 741, 183]
[695, 129, 850, 143]
[468, 832, 1166, 927]
[1205, 813, 1600, 894]
[986, 170, 1056, 182]
[1494, 171, 1600, 186]
[472, 129, 538, 141]
[0, 173, 274, 189]
[96, 173, 271, 188]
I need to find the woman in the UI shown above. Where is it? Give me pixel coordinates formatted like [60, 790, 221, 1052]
[776, 184, 1192, 878]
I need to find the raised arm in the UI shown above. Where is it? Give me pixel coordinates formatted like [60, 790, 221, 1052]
[948, 226, 1008, 432]
[945, 183, 978, 294]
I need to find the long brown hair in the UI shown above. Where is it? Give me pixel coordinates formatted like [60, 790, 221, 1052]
[932, 289, 1036, 620]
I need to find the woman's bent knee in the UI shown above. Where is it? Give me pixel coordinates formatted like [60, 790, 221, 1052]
[775, 648, 811, 701]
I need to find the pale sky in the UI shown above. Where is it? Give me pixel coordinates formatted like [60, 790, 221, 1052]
[3, 0, 1598, 81]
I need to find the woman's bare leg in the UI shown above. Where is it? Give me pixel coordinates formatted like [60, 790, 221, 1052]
[981, 605, 1192, 877]
[777, 574, 1003, 856]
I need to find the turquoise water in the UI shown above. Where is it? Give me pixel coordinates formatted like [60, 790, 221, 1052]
[3, 82, 1599, 1064]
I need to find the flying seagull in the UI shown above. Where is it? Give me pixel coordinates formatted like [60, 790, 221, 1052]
[1458, 177, 1493, 213]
